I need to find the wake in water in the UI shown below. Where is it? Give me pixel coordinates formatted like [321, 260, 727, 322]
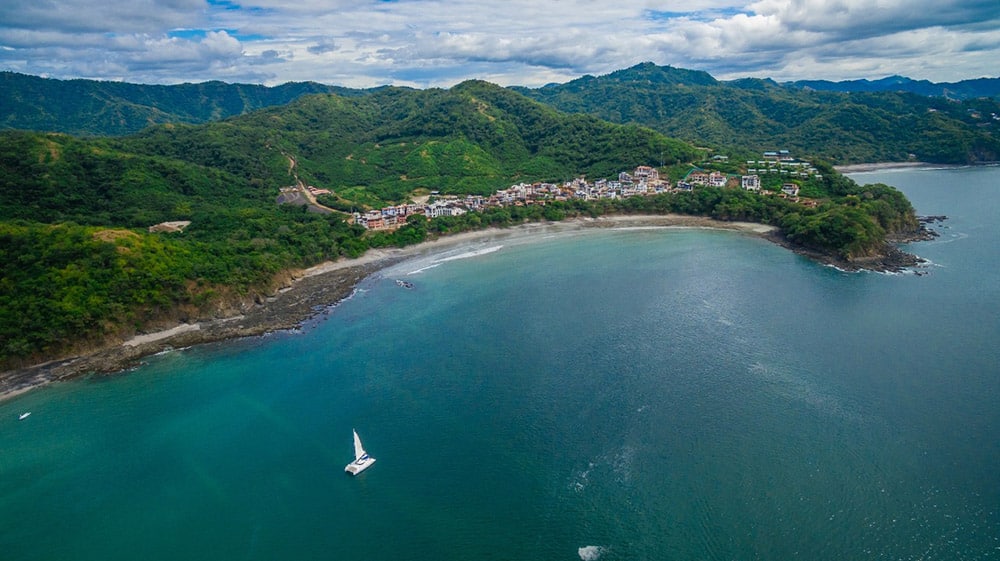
[747, 361, 866, 424]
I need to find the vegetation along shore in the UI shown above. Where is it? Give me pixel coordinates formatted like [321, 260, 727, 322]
[0, 212, 937, 402]
[3, 62, 979, 398]
[0, 217, 769, 400]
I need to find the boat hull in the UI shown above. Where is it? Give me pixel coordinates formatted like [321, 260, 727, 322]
[345, 456, 375, 475]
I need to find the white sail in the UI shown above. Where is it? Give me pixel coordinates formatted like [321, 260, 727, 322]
[353, 429, 367, 461]
[346, 428, 375, 475]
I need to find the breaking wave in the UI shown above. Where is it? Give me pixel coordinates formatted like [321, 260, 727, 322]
[434, 245, 503, 262]
[400, 245, 503, 275]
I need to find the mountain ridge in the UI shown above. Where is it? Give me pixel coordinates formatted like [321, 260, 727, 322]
[783, 75, 1000, 100]
[0, 71, 368, 136]
[514, 63, 1000, 165]
[4, 64, 999, 147]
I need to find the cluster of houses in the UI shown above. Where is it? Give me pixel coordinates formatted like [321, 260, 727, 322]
[350, 153, 816, 231]
[679, 168, 802, 198]
[352, 165, 674, 230]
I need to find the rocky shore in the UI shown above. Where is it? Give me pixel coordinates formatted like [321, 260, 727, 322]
[764, 216, 942, 273]
[0, 260, 385, 401]
[0, 214, 931, 401]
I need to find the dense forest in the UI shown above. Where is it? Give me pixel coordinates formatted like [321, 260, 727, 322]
[0, 71, 365, 136]
[4, 64, 999, 165]
[514, 63, 1000, 165]
[1, 75, 923, 369]
[782, 75, 1000, 100]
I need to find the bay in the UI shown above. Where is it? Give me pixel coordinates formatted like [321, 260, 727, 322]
[1, 166, 998, 560]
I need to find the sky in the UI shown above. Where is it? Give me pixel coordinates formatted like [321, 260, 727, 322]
[1, 0, 998, 88]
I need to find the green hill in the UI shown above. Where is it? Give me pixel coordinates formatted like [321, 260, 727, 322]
[783, 75, 1000, 100]
[0, 71, 365, 136]
[514, 62, 1000, 165]
[118, 80, 701, 205]
[5, 65, 1000, 165]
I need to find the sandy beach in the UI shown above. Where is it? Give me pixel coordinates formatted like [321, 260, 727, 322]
[833, 161, 942, 173]
[0, 215, 777, 401]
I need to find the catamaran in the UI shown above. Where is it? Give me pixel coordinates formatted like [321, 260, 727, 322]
[345, 429, 376, 475]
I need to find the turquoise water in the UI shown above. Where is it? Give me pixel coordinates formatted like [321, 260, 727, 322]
[2, 166, 999, 560]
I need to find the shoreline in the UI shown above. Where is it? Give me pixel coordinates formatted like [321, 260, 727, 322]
[834, 161, 1000, 173]
[0, 213, 907, 402]
[834, 161, 938, 173]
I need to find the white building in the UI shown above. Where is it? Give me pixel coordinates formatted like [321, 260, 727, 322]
[741, 175, 761, 192]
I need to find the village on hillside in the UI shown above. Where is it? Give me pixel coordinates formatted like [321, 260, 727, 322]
[318, 151, 824, 231]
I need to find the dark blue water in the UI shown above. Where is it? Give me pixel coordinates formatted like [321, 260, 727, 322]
[1, 166, 998, 560]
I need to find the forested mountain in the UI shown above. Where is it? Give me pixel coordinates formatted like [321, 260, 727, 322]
[119, 80, 700, 203]
[0, 71, 365, 136]
[784, 75, 1000, 100]
[4, 65, 1000, 165]
[514, 63, 1000, 164]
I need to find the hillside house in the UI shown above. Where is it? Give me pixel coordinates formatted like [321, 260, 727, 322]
[686, 171, 710, 185]
[781, 183, 800, 197]
[634, 165, 659, 182]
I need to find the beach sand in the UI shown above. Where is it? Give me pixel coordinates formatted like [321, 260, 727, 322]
[833, 161, 941, 173]
[1, 215, 773, 401]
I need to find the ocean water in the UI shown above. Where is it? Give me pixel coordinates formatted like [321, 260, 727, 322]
[1, 166, 998, 561]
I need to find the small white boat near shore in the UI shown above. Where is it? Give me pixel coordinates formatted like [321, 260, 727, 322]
[19, 412, 30, 420]
[345, 429, 375, 475]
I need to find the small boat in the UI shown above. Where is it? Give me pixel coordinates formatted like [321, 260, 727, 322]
[18, 412, 30, 420]
[345, 429, 376, 475]
[395, 279, 414, 289]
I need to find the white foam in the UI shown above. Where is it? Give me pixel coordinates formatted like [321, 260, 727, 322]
[434, 245, 503, 263]
[397, 245, 502, 275]
[405, 262, 442, 275]
[578, 545, 605, 560]
[925, 231, 968, 245]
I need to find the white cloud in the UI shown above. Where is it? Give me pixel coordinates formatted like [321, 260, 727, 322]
[748, 0, 1000, 36]
[0, 0, 206, 34]
[0, 0, 998, 86]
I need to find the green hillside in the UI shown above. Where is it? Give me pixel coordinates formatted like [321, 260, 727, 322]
[0, 71, 365, 136]
[118, 81, 701, 206]
[0, 82, 707, 367]
[514, 63, 1000, 164]
[5, 65, 1000, 165]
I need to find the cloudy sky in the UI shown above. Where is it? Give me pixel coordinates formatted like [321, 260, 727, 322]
[1, 0, 998, 88]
